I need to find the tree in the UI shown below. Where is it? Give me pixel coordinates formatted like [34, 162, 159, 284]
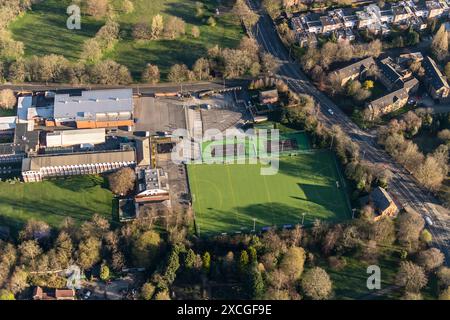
[100, 263, 110, 281]
[0, 290, 14, 300]
[261, 52, 281, 74]
[246, 266, 264, 299]
[184, 249, 196, 269]
[232, 0, 259, 29]
[431, 25, 448, 62]
[85, 0, 109, 18]
[193, 58, 210, 80]
[279, 246, 306, 281]
[0, 89, 16, 109]
[77, 237, 101, 270]
[132, 22, 151, 40]
[164, 17, 186, 39]
[207, 16, 216, 27]
[437, 129, 450, 143]
[363, 80, 374, 90]
[202, 252, 211, 272]
[19, 219, 50, 241]
[151, 14, 164, 39]
[437, 267, 450, 287]
[439, 286, 450, 300]
[420, 229, 432, 244]
[89, 60, 132, 85]
[132, 231, 161, 268]
[239, 250, 249, 271]
[81, 39, 103, 63]
[141, 64, 160, 84]
[8, 268, 28, 294]
[397, 210, 425, 249]
[18, 240, 42, 267]
[168, 64, 190, 83]
[416, 248, 445, 271]
[415, 155, 446, 191]
[108, 167, 136, 195]
[191, 26, 200, 38]
[154, 290, 170, 300]
[395, 261, 427, 293]
[122, 0, 134, 14]
[141, 282, 155, 300]
[301, 267, 333, 300]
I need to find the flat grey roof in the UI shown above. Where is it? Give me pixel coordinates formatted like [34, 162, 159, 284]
[53, 89, 133, 120]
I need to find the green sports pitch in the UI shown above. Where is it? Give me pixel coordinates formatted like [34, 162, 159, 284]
[187, 149, 351, 236]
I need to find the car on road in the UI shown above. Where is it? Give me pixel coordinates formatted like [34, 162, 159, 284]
[328, 108, 334, 115]
[82, 290, 92, 300]
[425, 216, 433, 226]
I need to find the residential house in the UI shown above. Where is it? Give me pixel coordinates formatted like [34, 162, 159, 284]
[331, 57, 377, 86]
[32, 286, 76, 300]
[259, 89, 279, 104]
[369, 187, 399, 221]
[378, 57, 413, 90]
[422, 56, 450, 101]
[426, 0, 444, 18]
[320, 16, 342, 34]
[392, 4, 412, 23]
[366, 78, 418, 120]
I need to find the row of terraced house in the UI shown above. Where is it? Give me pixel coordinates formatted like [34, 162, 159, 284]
[290, 0, 450, 46]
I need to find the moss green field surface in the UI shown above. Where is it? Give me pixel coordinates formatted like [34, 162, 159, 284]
[188, 151, 351, 235]
[9, 0, 243, 80]
[0, 175, 113, 233]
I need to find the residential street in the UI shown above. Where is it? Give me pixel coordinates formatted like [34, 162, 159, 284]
[247, 0, 450, 264]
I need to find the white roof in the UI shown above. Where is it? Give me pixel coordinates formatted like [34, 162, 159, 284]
[0, 116, 17, 131]
[53, 89, 133, 120]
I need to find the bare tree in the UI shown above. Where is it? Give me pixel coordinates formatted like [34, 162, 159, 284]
[85, 0, 109, 18]
[431, 25, 448, 61]
[141, 63, 160, 84]
[395, 261, 427, 293]
[301, 267, 333, 300]
[0, 89, 16, 109]
[108, 167, 136, 195]
[416, 248, 445, 271]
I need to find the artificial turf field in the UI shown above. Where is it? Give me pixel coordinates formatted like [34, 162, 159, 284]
[188, 150, 351, 235]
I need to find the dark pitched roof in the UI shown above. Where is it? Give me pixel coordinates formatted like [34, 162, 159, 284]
[379, 58, 404, 86]
[422, 56, 450, 91]
[370, 187, 394, 212]
[334, 57, 376, 79]
[368, 78, 418, 109]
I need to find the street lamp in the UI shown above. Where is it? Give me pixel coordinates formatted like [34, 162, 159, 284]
[352, 208, 356, 219]
[301, 212, 307, 225]
[252, 218, 256, 232]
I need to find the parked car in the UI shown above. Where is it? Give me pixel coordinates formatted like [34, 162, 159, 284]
[328, 108, 334, 115]
[83, 290, 92, 300]
[425, 216, 433, 226]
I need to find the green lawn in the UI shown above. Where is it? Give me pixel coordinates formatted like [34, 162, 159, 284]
[188, 151, 351, 235]
[9, 0, 243, 80]
[322, 248, 402, 300]
[0, 175, 113, 233]
[9, 0, 104, 60]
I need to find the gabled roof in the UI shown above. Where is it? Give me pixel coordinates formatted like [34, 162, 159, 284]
[370, 187, 394, 213]
[334, 57, 376, 79]
[422, 56, 450, 91]
[368, 78, 418, 109]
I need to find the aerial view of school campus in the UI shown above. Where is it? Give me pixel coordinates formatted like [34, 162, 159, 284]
[0, 0, 449, 308]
